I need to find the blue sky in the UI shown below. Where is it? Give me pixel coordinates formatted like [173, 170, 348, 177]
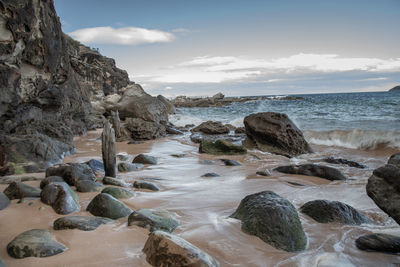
[55, 0, 400, 97]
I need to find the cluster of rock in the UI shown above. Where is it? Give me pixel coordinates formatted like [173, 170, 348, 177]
[172, 93, 304, 108]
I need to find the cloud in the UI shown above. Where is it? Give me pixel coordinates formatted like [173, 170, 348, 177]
[69, 26, 175, 45]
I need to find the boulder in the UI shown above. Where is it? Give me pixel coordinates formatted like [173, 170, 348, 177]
[388, 152, 400, 167]
[166, 127, 184, 135]
[102, 176, 129, 187]
[300, 200, 370, 224]
[133, 181, 160, 191]
[234, 127, 246, 134]
[0, 192, 10, 210]
[86, 193, 132, 219]
[323, 157, 367, 169]
[4, 182, 41, 200]
[231, 191, 307, 252]
[41, 182, 80, 214]
[199, 140, 247, 155]
[117, 162, 144, 172]
[125, 118, 166, 140]
[220, 159, 241, 166]
[143, 231, 220, 267]
[53, 216, 112, 231]
[45, 163, 96, 186]
[157, 95, 176, 114]
[366, 164, 400, 224]
[85, 159, 105, 172]
[256, 170, 271, 176]
[75, 180, 104, 192]
[274, 164, 347, 181]
[101, 187, 135, 199]
[356, 233, 400, 253]
[192, 121, 230, 135]
[7, 229, 66, 258]
[117, 154, 129, 161]
[132, 154, 157, 165]
[128, 209, 179, 233]
[243, 112, 312, 157]
[40, 176, 65, 189]
[212, 92, 224, 100]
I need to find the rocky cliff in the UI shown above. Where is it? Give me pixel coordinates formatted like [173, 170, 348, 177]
[0, 0, 169, 174]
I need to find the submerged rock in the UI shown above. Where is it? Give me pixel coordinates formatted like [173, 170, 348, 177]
[231, 191, 307, 252]
[199, 140, 247, 155]
[102, 176, 129, 187]
[4, 182, 41, 200]
[367, 164, 400, 225]
[243, 112, 312, 157]
[7, 229, 66, 258]
[101, 187, 135, 199]
[53, 216, 112, 231]
[132, 154, 157, 165]
[300, 200, 370, 224]
[220, 159, 241, 166]
[274, 164, 347, 181]
[128, 209, 179, 233]
[323, 157, 367, 169]
[356, 233, 400, 253]
[192, 121, 230, 135]
[133, 181, 160, 191]
[45, 163, 96, 186]
[75, 180, 104, 192]
[41, 182, 80, 214]
[117, 162, 144, 172]
[201, 173, 220, 177]
[0, 192, 10, 210]
[86, 193, 132, 219]
[40, 176, 65, 189]
[143, 231, 220, 267]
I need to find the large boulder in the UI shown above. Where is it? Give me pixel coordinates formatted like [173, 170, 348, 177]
[274, 164, 347, 181]
[388, 152, 400, 167]
[192, 121, 230, 135]
[143, 231, 220, 267]
[367, 164, 400, 225]
[45, 163, 96, 186]
[7, 229, 66, 258]
[243, 112, 312, 157]
[231, 191, 307, 252]
[132, 154, 157, 165]
[75, 180, 104, 192]
[86, 193, 132, 219]
[128, 209, 179, 233]
[117, 162, 144, 172]
[101, 187, 135, 199]
[356, 233, 400, 253]
[53, 216, 112, 231]
[41, 182, 80, 214]
[4, 182, 41, 199]
[40, 176, 65, 189]
[125, 117, 167, 140]
[300, 200, 370, 224]
[199, 140, 247, 155]
[157, 95, 176, 114]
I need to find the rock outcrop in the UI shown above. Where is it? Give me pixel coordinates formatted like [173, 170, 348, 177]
[389, 85, 400, 92]
[243, 112, 312, 157]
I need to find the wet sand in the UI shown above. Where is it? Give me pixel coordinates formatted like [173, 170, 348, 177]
[1, 129, 400, 266]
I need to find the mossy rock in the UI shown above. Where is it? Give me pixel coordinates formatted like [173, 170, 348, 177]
[75, 180, 104, 192]
[86, 193, 132, 219]
[101, 187, 135, 199]
[4, 182, 41, 200]
[199, 140, 247, 155]
[53, 216, 112, 231]
[128, 209, 179, 233]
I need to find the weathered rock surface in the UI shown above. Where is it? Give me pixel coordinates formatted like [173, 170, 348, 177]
[143, 231, 220, 267]
[243, 112, 312, 157]
[356, 233, 400, 253]
[75, 180, 104, 192]
[0, 192, 10, 210]
[132, 154, 157, 165]
[41, 182, 80, 214]
[4, 182, 41, 199]
[86, 193, 132, 219]
[7, 229, 66, 258]
[125, 117, 167, 140]
[274, 164, 347, 181]
[323, 157, 367, 169]
[300, 200, 370, 224]
[128, 209, 179, 233]
[388, 152, 400, 167]
[220, 159, 241, 166]
[231, 191, 307, 252]
[85, 159, 104, 172]
[117, 162, 144, 172]
[117, 154, 129, 161]
[199, 140, 247, 155]
[40, 176, 65, 189]
[133, 181, 160, 191]
[367, 164, 400, 225]
[45, 163, 96, 186]
[157, 95, 176, 114]
[192, 121, 230, 135]
[101, 187, 135, 199]
[102, 176, 129, 187]
[53, 216, 112, 231]
[190, 132, 245, 144]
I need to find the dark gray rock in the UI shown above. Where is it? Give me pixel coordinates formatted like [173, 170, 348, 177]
[323, 157, 367, 169]
[4, 182, 41, 200]
[117, 162, 144, 172]
[171, 154, 186, 158]
[85, 159, 104, 172]
[53, 216, 112, 231]
[75, 180, 104, 192]
[256, 170, 271, 176]
[300, 200, 371, 224]
[102, 187, 135, 199]
[132, 154, 157, 165]
[45, 163, 96, 186]
[40, 176, 65, 189]
[143, 231, 220, 267]
[41, 182, 80, 214]
[157, 95, 176, 114]
[389, 85, 400, 92]
[133, 181, 160, 191]
[231, 191, 307, 252]
[356, 233, 400, 253]
[7, 229, 66, 258]
[0, 192, 10, 210]
[102, 176, 129, 187]
[199, 140, 247, 155]
[243, 112, 312, 157]
[367, 164, 400, 225]
[166, 127, 184, 135]
[192, 121, 230, 134]
[128, 209, 179, 233]
[86, 193, 132, 219]
[388, 152, 400, 167]
[117, 154, 129, 161]
[220, 159, 241, 166]
[274, 164, 347, 181]
[201, 173, 220, 177]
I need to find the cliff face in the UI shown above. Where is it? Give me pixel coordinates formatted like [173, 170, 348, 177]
[0, 0, 132, 173]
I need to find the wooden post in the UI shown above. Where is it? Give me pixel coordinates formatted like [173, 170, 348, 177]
[102, 120, 116, 177]
[110, 110, 121, 139]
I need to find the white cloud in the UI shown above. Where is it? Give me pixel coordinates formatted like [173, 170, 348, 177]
[69, 26, 174, 45]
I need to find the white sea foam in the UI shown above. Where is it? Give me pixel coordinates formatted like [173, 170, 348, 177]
[169, 114, 205, 127]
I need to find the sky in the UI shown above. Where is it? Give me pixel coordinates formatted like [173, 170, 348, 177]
[54, 0, 400, 97]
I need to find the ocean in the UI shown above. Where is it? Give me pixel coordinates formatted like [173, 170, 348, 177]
[170, 91, 400, 150]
